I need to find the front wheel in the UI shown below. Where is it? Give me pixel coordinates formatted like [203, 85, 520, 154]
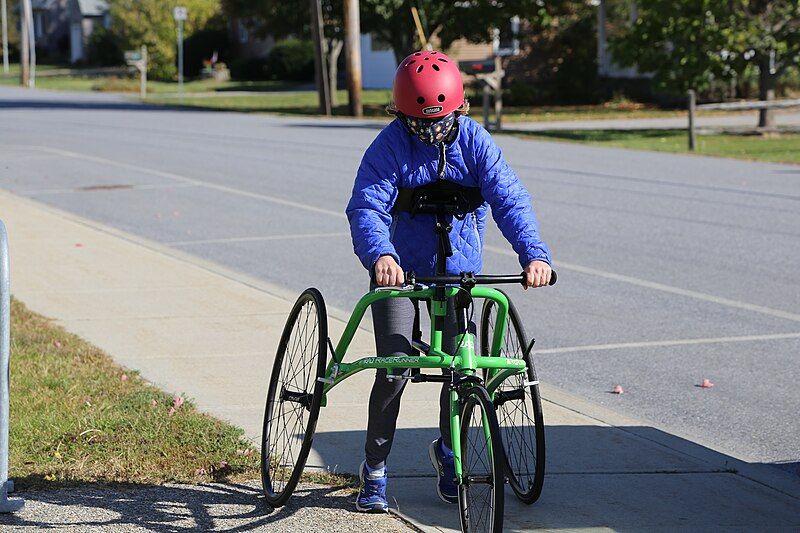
[481, 293, 546, 504]
[458, 386, 505, 533]
[261, 288, 328, 507]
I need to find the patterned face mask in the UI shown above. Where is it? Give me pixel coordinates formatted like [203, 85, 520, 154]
[399, 113, 457, 145]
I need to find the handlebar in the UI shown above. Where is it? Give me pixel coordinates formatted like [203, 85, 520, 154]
[406, 270, 557, 288]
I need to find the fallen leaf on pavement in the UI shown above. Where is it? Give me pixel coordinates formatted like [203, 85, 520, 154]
[612, 384, 624, 394]
[700, 378, 714, 388]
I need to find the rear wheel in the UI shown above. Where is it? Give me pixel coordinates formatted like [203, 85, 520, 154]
[481, 293, 545, 504]
[458, 386, 505, 533]
[261, 289, 327, 507]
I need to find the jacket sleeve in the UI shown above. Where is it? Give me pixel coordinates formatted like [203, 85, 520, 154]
[471, 124, 551, 267]
[345, 138, 401, 273]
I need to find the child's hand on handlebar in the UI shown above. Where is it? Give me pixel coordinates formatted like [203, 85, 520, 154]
[524, 260, 552, 289]
[375, 255, 405, 287]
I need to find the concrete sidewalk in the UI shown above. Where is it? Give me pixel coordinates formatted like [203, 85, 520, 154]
[2, 190, 799, 531]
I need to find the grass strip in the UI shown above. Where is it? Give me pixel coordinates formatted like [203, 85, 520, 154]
[514, 129, 800, 164]
[8, 298, 262, 490]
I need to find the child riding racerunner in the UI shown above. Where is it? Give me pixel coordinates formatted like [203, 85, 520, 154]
[346, 49, 552, 513]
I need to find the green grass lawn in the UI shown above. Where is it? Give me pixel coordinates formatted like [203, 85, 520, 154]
[147, 89, 395, 117]
[9, 299, 261, 489]
[0, 71, 301, 94]
[516, 129, 800, 164]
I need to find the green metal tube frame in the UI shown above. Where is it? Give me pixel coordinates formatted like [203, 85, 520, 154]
[317, 285, 525, 481]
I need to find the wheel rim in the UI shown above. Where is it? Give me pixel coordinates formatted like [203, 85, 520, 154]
[264, 297, 322, 498]
[461, 394, 496, 532]
[484, 301, 541, 496]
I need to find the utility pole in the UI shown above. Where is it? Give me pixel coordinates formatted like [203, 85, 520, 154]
[344, 0, 362, 117]
[1, 0, 9, 73]
[309, 0, 331, 115]
[18, 0, 28, 86]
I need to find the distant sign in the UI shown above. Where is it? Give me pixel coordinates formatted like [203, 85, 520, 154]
[124, 50, 143, 64]
[173, 6, 187, 21]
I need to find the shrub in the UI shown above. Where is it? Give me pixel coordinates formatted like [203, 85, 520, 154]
[264, 39, 314, 82]
[230, 56, 270, 81]
[87, 27, 124, 67]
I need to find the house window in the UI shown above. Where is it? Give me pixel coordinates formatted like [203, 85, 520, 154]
[370, 33, 392, 52]
[237, 20, 249, 44]
[34, 12, 46, 39]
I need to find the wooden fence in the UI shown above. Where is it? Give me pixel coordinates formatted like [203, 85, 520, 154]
[687, 90, 800, 150]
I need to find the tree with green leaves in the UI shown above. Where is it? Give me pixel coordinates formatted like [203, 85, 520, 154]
[361, 1, 532, 64]
[108, 0, 223, 80]
[222, 0, 345, 105]
[609, 0, 800, 127]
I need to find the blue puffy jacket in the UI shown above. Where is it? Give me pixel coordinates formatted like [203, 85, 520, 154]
[346, 116, 550, 276]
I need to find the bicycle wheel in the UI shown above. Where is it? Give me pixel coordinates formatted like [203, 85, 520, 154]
[458, 386, 505, 533]
[261, 288, 328, 507]
[480, 293, 545, 504]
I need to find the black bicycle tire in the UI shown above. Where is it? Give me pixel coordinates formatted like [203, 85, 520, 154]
[480, 293, 546, 504]
[261, 288, 328, 507]
[458, 385, 505, 533]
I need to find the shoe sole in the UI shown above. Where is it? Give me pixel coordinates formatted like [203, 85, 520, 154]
[428, 441, 458, 504]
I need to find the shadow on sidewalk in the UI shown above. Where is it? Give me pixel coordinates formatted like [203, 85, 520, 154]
[0, 480, 363, 532]
[1, 425, 796, 531]
[309, 424, 800, 531]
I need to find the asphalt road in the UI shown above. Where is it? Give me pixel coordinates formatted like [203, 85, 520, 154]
[1, 87, 799, 471]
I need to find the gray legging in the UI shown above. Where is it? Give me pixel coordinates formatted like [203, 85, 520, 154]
[365, 285, 475, 469]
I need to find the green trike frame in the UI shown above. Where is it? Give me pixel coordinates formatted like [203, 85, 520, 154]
[321, 284, 523, 477]
[261, 268, 554, 532]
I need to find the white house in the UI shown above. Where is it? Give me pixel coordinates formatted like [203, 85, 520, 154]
[68, 0, 109, 63]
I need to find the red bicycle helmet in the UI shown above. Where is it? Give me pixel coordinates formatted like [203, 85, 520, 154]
[393, 50, 464, 118]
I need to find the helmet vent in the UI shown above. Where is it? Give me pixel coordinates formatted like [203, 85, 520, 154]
[437, 58, 448, 63]
[414, 52, 421, 56]
[438, 94, 445, 102]
[405, 60, 416, 67]
[432, 64, 440, 71]
[416, 65, 424, 73]
[417, 96, 425, 104]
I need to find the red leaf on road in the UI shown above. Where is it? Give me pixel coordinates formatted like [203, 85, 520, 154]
[700, 378, 714, 388]
[74, 243, 84, 248]
[612, 384, 624, 394]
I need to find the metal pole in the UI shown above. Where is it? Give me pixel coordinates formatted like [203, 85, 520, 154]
[344, 0, 362, 117]
[1, 0, 9, 73]
[18, 0, 27, 86]
[688, 89, 696, 151]
[177, 19, 183, 94]
[0, 221, 24, 513]
[309, 0, 331, 115]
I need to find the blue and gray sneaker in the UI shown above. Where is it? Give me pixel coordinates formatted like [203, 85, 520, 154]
[355, 461, 389, 513]
[428, 438, 458, 504]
